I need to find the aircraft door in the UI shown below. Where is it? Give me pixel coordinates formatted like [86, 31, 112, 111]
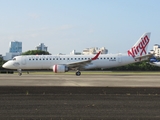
[118, 53, 122, 63]
[21, 56, 26, 65]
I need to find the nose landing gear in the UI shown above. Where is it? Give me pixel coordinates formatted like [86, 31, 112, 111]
[17, 69, 22, 76]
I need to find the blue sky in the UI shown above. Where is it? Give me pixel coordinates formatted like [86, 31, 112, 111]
[0, 0, 160, 55]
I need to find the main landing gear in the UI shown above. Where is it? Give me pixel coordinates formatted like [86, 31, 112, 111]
[17, 69, 22, 76]
[76, 70, 81, 76]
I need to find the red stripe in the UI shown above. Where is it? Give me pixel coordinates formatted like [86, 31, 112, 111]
[55, 65, 57, 73]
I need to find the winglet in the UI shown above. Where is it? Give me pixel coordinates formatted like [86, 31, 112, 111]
[92, 51, 101, 60]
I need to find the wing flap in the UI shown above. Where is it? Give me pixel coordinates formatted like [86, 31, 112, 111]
[135, 53, 154, 60]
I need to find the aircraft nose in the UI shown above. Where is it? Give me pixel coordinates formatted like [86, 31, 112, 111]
[2, 61, 16, 69]
[2, 61, 20, 69]
[2, 62, 10, 68]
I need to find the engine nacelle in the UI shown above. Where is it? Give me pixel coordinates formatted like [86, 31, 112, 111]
[53, 65, 69, 73]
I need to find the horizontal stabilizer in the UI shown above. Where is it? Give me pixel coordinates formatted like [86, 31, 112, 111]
[134, 53, 154, 60]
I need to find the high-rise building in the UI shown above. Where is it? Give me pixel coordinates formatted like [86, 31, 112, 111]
[3, 41, 22, 60]
[9, 41, 22, 53]
[35, 43, 48, 52]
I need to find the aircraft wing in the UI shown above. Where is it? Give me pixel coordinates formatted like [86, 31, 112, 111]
[66, 51, 101, 68]
[134, 53, 154, 60]
[149, 62, 160, 67]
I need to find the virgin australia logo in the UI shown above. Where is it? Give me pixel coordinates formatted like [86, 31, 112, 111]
[128, 35, 150, 58]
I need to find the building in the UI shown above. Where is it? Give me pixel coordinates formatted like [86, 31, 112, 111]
[3, 53, 21, 61]
[150, 44, 160, 57]
[70, 50, 82, 55]
[82, 47, 108, 55]
[9, 41, 22, 53]
[70, 47, 108, 55]
[35, 43, 48, 52]
[3, 41, 22, 60]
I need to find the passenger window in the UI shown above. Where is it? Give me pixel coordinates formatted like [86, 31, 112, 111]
[63, 58, 65, 60]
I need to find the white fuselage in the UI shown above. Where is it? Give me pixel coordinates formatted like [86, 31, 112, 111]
[3, 53, 138, 70]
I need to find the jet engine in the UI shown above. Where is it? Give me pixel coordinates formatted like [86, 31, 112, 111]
[53, 65, 69, 73]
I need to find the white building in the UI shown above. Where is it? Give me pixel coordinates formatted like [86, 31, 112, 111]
[150, 44, 160, 57]
[70, 50, 82, 55]
[82, 47, 108, 55]
[70, 47, 108, 55]
[35, 43, 48, 52]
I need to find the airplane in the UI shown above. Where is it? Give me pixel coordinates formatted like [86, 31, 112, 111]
[149, 56, 160, 67]
[3, 32, 152, 76]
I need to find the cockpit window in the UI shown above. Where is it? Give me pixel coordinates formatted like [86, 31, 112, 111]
[12, 58, 16, 61]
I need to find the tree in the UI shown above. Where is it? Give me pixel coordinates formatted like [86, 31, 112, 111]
[0, 57, 6, 69]
[21, 50, 51, 55]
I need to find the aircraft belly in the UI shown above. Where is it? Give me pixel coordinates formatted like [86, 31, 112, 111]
[93, 60, 119, 69]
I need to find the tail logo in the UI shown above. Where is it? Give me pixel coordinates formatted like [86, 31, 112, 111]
[128, 35, 150, 58]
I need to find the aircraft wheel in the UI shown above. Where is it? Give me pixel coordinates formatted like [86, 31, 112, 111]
[76, 71, 81, 76]
[19, 73, 22, 76]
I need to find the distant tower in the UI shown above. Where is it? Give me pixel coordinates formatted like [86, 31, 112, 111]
[9, 41, 22, 53]
[35, 43, 48, 52]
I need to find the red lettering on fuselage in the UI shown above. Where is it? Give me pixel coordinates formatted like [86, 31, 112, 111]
[128, 35, 149, 58]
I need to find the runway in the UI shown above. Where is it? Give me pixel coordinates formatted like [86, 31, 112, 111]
[0, 86, 160, 119]
[0, 73, 160, 119]
[0, 73, 160, 87]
